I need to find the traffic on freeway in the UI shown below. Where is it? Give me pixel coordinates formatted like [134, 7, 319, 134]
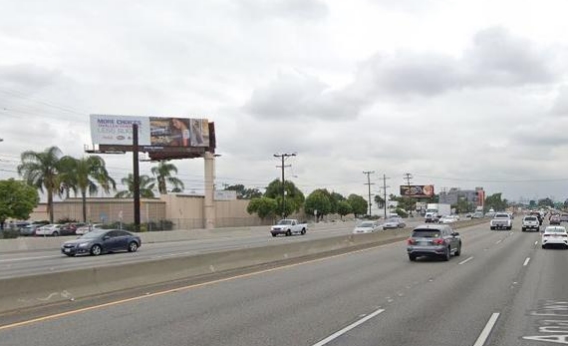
[1, 217, 567, 346]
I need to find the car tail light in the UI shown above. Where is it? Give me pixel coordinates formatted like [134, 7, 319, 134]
[433, 238, 445, 245]
[544, 234, 550, 237]
[407, 238, 416, 245]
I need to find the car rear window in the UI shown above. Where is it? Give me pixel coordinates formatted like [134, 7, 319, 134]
[412, 229, 441, 238]
[524, 217, 537, 221]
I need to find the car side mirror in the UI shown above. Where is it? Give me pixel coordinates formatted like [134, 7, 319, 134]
[453, 232, 460, 236]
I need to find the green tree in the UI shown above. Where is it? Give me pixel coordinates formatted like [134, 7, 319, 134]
[264, 179, 305, 217]
[337, 200, 352, 220]
[304, 189, 332, 221]
[484, 193, 508, 212]
[455, 197, 474, 214]
[115, 174, 156, 198]
[224, 184, 262, 199]
[348, 194, 368, 216]
[538, 197, 554, 208]
[0, 179, 39, 229]
[17, 146, 63, 223]
[59, 156, 116, 222]
[247, 197, 278, 220]
[374, 195, 385, 209]
[329, 192, 345, 214]
[151, 160, 184, 195]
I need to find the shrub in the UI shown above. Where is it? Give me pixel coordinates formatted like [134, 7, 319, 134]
[395, 208, 409, 218]
[57, 217, 78, 224]
[0, 229, 20, 239]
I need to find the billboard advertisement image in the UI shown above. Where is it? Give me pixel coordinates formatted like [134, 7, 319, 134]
[400, 185, 435, 198]
[90, 114, 209, 148]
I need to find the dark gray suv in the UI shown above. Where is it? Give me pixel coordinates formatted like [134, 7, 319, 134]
[406, 224, 462, 261]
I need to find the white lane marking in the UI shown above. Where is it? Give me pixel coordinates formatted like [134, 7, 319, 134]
[523, 257, 530, 266]
[0, 255, 58, 263]
[311, 308, 386, 346]
[534, 241, 538, 246]
[495, 239, 503, 244]
[459, 256, 474, 265]
[473, 312, 500, 346]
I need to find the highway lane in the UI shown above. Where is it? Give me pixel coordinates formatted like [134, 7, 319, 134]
[2, 219, 564, 346]
[0, 219, 425, 279]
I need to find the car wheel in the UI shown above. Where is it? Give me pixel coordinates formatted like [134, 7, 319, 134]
[542, 245, 546, 249]
[286, 230, 291, 237]
[65, 253, 75, 257]
[522, 228, 525, 232]
[409, 254, 416, 261]
[90, 244, 102, 256]
[301, 228, 306, 235]
[271, 233, 277, 237]
[442, 247, 451, 261]
[52, 231, 59, 237]
[128, 241, 138, 252]
[455, 244, 461, 256]
[490, 227, 494, 230]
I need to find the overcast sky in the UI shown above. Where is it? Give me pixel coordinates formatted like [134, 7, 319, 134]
[1, 0, 568, 207]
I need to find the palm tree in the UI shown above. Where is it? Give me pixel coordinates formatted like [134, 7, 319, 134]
[115, 174, 156, 198]
[59, 155, 116, 222]
[17, 146, 63, 223]
[151, 160, 184, 194]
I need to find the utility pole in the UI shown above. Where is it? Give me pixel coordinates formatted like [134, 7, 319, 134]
[382, 174, 390, 219]
[274, 153, 296, 218]
[132, 124, 141, 232]
[363, 171, 375, 216]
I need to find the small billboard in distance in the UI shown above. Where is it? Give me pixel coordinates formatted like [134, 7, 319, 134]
[400, 185, 435, 198]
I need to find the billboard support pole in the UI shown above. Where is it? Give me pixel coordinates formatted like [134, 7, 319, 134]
[203, 151, 216, 230]
[133, 124, 141, 232]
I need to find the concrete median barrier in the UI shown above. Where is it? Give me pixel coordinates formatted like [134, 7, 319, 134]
[0, 218, 487, 314]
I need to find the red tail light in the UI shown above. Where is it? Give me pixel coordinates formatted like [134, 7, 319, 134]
[407, 238, 416, 245]
[433, 238, 445, 245]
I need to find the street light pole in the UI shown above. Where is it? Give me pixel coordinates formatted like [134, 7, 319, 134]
[274, 153, 296, 218]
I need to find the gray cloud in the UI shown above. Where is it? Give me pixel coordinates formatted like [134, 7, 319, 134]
[244, 72, 366, 120]
[550, 86, 568, 116]
[0, 64, 60, 90]
[464, 27, 555, 86]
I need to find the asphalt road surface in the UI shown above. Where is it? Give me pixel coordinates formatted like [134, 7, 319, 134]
[0, 219, 424, 279]
[2, 219, 566, 346]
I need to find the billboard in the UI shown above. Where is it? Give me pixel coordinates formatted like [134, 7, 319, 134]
[400, 185, 435, 198]
[90, 115, 210, 148]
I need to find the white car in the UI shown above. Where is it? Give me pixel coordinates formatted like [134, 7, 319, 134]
[439, 215, 459, 224]
[541, 226, 568, 249]
[353, 221, 379, 234]
[35, 224, 62, 236]
[75, 223, 104, 235]
[382, 217, 406, 230]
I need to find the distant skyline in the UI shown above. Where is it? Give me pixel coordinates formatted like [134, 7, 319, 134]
[2, 0, 568, 204]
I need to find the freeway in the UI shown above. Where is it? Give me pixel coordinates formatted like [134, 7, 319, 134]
[2, 219, 566, 346]
[0, 219, 425, 279]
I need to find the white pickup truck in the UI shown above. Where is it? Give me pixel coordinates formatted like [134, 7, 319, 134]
[490, 213, 513, 230]
[270, 219, 307, 237]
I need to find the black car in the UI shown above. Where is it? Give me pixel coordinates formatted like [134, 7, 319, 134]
[406, 224, 462, 261]
[61, 229, 141, 256]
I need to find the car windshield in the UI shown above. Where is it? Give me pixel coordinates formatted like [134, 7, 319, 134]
[359, 222, 374, 227]
[412, 230, 441, 238]
[545, 228, 566, 234]
[495, 214, 509, 218]
[277, 220, 293, 225]
[524, 217, 537, 221]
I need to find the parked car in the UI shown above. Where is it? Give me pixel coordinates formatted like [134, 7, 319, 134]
[36, 224, 63, 236]
[19, 224, 41, 236]
[407, 224, 462, 261]
[522, 215, 540, 232]
[382, 217, 406, 230]
[352, 221, 380, 234]
[60, 222, 87, 236]
[541, 226, 568, 249]
[270, 219, 307, 237]
[61, 229, 142, 256]
[76, 223, 104, 235]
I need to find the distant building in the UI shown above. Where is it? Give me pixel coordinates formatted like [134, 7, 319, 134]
[439, 187, 485, 207]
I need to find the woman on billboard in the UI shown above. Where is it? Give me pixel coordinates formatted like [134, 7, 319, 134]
[169, 118, 190, 147]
